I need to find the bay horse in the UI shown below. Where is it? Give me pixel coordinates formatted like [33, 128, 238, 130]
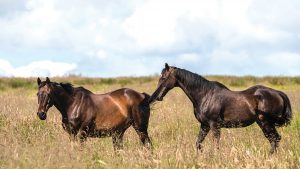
[36, 77, 152, 150]
[149, 63, 292, 153]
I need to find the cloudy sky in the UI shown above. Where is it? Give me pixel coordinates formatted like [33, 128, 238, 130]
[0, 0, 299, 77]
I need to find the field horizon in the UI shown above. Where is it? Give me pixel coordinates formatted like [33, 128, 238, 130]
[0, 76, 299, 168]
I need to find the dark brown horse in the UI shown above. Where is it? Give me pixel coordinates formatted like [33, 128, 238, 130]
[149, 63, 292, 153]
[36, 77, 152, 150]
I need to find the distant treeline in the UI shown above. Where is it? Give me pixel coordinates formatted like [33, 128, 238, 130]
[0, 76, 155, 90]
[0, 76, 300, 90]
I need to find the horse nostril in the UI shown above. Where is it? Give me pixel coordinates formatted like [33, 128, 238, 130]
[157, 97, 163, 101]
[37, 112, 47, 120]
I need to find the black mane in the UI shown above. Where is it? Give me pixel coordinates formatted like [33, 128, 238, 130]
[53, 82, 92, 94]
[174, 67, 228, 90]
[59, 83, 74, 94]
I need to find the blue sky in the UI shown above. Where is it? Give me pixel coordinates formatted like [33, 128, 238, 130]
[0, 0, 300, 77]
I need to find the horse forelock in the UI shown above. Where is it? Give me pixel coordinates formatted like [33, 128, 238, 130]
[38, 81, 48, 88]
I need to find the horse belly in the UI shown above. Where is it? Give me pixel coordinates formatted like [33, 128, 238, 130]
[88, 129, 113, 138]
[95, 113, 129, 129]
[222, 104, 256, 128]
[222, 118, 255, 128]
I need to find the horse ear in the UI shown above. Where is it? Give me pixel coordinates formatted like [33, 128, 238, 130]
[165, 63, 170, 71]
[37, 77, 41, 85]
[46, 77, 50, 83]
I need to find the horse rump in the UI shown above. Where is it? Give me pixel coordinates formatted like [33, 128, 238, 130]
[255, 89, 292, 127]
[276, 91, 292, 126]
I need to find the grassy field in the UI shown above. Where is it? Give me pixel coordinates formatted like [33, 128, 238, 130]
[0, 76, 299, 168]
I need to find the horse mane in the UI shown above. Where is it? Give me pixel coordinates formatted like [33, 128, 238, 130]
[59, 83, 74, 94]
[174, 67, 228, 90]
[54, 82, 92, 95]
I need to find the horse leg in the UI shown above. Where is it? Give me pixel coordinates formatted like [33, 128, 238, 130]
[133, 114, 152, 149]
[132, 116, 152, 149]
[77, 122, 92, 143]
[70, 131, 77, 142]
[210, 122, 221, 149]
[62, 122, 77, 141]
[196, 124, 210, 152]
[112, 131, 125, 151]
[132, 105, 152, 149]
[134, 128, 152, 149]
[256, 120, 281, 154]
[78, 129, 88, 143]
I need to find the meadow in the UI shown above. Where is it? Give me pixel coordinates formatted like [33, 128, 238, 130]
[0, 76, 299, 169]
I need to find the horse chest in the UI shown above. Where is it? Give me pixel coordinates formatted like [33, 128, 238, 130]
[194, 106, 210, 123]
[194, 98, 221, 123]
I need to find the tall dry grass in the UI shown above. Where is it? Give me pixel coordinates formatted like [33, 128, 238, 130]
[0, 76, 299, 168]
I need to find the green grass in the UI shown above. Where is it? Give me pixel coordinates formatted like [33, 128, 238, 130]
[0, 76, 299, 168]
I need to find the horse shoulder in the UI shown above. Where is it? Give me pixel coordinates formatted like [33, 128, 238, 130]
[68, 92, 94, 121]
[195, 91, 223, 120]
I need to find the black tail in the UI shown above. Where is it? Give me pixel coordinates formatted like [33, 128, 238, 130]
[141, 92, 150, 105]
[139, 92, 151, 114]
[276, 92, 292, 127]
[143, 92, 150, 99]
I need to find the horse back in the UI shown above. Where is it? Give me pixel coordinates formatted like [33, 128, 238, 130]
[103, 88, 146, 106]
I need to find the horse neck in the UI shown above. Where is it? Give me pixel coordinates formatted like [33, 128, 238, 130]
[175, 72, 212, 105]
[51, 87, 74, 122]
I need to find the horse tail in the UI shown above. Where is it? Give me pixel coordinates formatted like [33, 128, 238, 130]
[139, 92, 151, 115]
[141, 92, 151, 106]
[275, 91, 292, 127]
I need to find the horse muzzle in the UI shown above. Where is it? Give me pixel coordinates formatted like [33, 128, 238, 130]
[157, 96, 163, 101]
[156, 87, 166, 101]
[37, 112, 47, 120]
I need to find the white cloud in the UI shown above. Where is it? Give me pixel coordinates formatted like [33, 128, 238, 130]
[263, 52, 300, 75]
[0, 0, 300, 77]
[95, 49, 108, 60]
[0, 59, 77, 77]
[0, 59, 14, 76]
[87, 49, 108, 60]
[122, 0, 178, 49]
[176, 53, 200, 63]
